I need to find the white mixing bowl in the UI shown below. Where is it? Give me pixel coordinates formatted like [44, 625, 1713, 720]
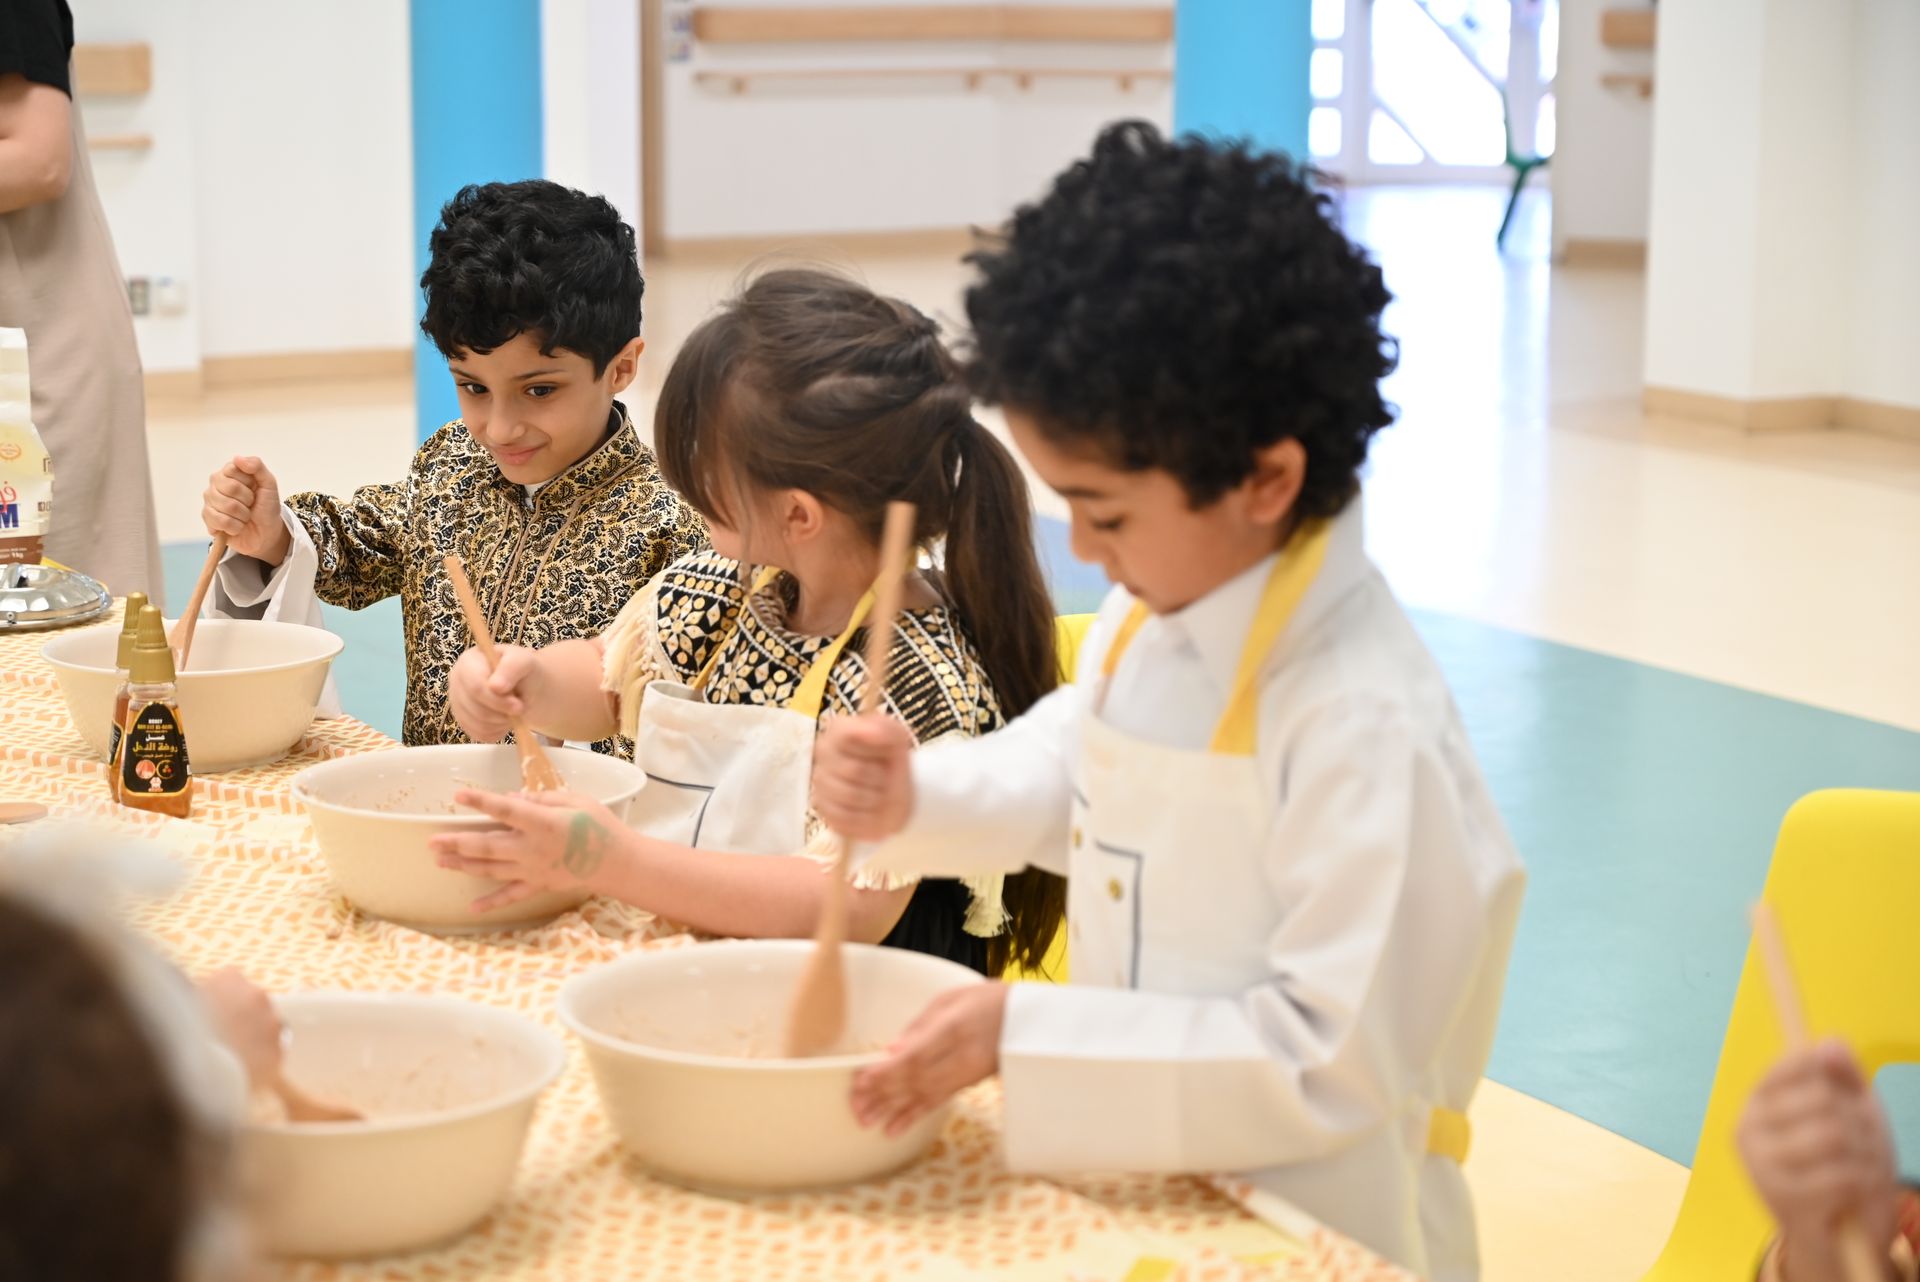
[558, 939, 983, 1192]
[292, 743, 647, 932]
[245, 992, 564, 1259]
[40, 617, 343, 773]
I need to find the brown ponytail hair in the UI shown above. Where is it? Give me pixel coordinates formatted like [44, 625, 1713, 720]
[656, 267, 1066, 972]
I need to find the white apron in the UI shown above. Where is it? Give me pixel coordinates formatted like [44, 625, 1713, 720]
[1057, 522, 1476, 1279]
[627, 567, 872, 856]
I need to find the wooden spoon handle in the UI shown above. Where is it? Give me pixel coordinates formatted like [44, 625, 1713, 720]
[271, 1069, 363, 1124]
[828, 502, 916, 875]
[169, 534, 228, 668]
[1751, 903, 1886, 1282]
[443, 554, 501, 663]
[0, 802, 49, 825]
[443, 554, 563, 791]
[855, 502, 917, 716]
[785, 504, 919, 1060]
[822, 501, 917, 904]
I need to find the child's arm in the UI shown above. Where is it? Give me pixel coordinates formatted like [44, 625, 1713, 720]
[283, 478, 412, 612]
[449, 639, 617, 745]
[427, 790, 916, 942]
[202, 453, 410, 616]
[201, 455, 344, 715]
[857, 696, 1526, 1171]
[198, 968, 284, 1094]
[1740, 1042, 1902, 1282]
[812, 680, 1083, 880]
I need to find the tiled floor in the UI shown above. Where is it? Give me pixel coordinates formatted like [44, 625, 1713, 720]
[143, 184, 1920, 1282]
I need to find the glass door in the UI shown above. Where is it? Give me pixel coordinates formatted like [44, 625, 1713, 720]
[1310, 0, 1557, 182]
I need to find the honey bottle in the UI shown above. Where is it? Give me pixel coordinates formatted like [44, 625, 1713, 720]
[105, 591, 149, 802]
[118, 605, 193, 818]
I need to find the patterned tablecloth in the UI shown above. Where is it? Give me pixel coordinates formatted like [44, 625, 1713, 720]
[0, 616, 1414, 1282]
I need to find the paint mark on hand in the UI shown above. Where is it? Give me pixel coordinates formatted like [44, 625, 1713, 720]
[562, 811, 610, 881]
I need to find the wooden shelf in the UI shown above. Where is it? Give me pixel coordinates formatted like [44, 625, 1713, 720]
[1601, 72, 1654, 98]
[72, 43, 152, 95]
[87, 134, 154, 151]
[1600, 9, 1656, 49]
[695, 65, 1169, 93]
[691, 5, 1172, 44]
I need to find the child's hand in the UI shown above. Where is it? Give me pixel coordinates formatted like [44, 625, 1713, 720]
[1738, 1039, 1899, 1278]
[812, 714, 917, 842]
[202, 455, 290, 564]
[430, 789, 625, 913]
[850, 982, 1006, 1137]
[449, 645, 540, 743]
[198, 967, 284, 1092]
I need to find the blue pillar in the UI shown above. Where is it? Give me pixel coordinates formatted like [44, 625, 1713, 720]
[1173, 0, 1313, 161]
[409, 0, 544, 440]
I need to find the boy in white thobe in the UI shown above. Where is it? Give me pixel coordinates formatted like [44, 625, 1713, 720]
[812, 121, 1526, 1282]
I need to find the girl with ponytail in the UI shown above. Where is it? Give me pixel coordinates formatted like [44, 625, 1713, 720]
[439, 267, 1065, 975]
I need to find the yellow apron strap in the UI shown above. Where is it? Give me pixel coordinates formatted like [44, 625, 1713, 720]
[786, 585, 877, 720]
[1426, 1106, 1472, 1164]
[1098, 521, 1333, 757]
[1100, 601, 1152, 680]
[690, 565, 784, 693]
[1211, 519, 1330, 756]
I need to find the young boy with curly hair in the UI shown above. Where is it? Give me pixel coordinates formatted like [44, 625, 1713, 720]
[199, 181, 706, 749]
[812, 122, 1526, 1281]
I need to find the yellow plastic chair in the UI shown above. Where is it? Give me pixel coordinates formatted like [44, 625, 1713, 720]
[1643, 789, 1920, 1281]
[1003, 614, 1097, 984]
[1055, 612, 1096, 684]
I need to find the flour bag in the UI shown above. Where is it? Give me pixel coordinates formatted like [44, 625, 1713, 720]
[0, 328, 52, 566]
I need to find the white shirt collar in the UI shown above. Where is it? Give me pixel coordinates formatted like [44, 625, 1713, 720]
[1147, 497, 1372, 700]
[1158, 549, 1278, 702]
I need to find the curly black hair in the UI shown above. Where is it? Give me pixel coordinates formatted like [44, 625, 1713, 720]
[965, 121, 1398, 515]
[419, 180, 642, 375]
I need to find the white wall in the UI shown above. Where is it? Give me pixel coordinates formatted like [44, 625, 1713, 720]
[1745, 0, 1853, 400]
[1644, 0, 1916, 412]
[659, 0, 1171, 240]
[1847, 0, 1920, 410]
[543, 0, 644, 237]
[71, 0, 202, 374]
[1549, 0, 1654, 252]
[1641, 0, 1768, 398]
[188, 0, 414, 360]
[71, 0, 415, 373]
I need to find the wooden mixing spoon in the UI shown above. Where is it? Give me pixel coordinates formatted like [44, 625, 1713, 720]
[1750, 903, 1886, 1282]
[168, 534, 228, 670]
[271, 1058, 364, 1124]
[785, 502, 917, 1058]
[443, 555, 564, 793]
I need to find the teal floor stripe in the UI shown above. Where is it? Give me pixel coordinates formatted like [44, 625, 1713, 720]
[165, 522, 1920, 1167]
[1414, 610, 1920, 1165]
[160, 542, 406, 739]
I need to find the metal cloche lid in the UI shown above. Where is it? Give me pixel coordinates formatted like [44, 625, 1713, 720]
[0, 563, 113, 631]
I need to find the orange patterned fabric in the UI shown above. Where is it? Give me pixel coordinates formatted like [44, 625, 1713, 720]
[0, 627, 1412, 1282]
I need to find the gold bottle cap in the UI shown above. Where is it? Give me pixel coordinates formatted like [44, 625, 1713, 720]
[128, 604, 176, 685]
[114, 592, 150, 670]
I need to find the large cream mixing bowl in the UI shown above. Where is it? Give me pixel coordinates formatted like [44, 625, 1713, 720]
[293, 743, 646, 932]
[560, 939, 983, 1192]
[42, 617, 343, 773]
